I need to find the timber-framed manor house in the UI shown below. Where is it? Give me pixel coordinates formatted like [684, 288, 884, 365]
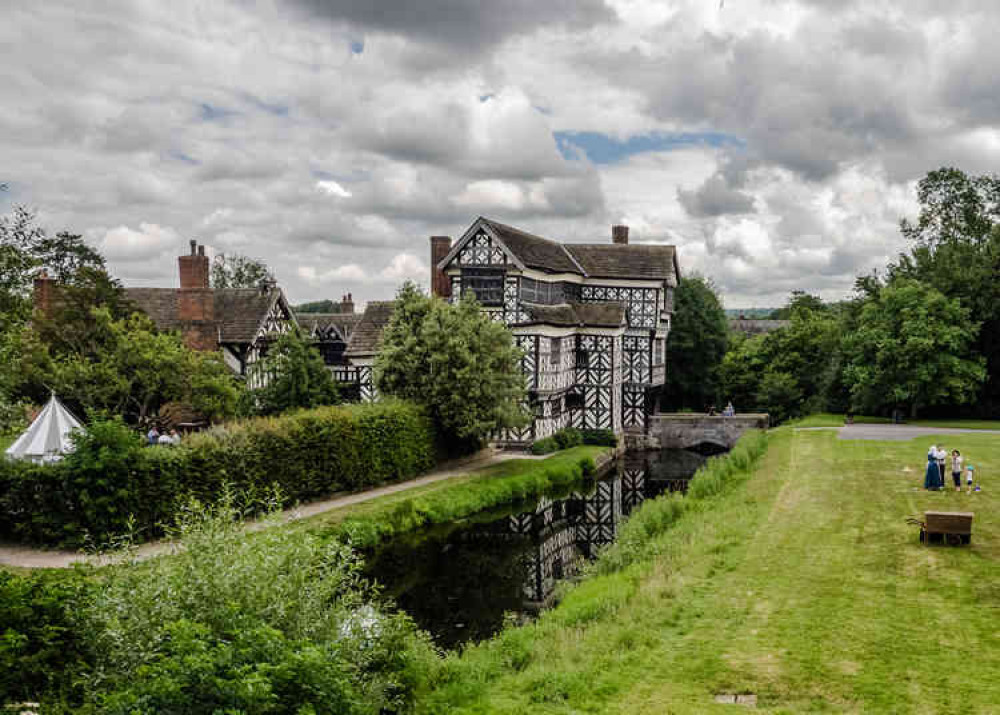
[430, 217, 679, 442]
[37, 218, 678, 443]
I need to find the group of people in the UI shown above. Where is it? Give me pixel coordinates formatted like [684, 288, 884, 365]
[146, 426, 181, 447]
[924, 445, 979, 492]
[708, 401, 736, 417]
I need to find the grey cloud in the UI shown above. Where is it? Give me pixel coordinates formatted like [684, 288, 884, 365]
[285, 0, 616, 52]
[678, 173, 754, 217]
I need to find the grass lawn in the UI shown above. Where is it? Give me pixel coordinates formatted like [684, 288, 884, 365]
[423, 428, 1000, 713]
[792, 412, 1000, 431]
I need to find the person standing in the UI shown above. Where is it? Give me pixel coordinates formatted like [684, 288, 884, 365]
[924, 446, 941, 490]
[935, 446, 948, 490]
[146, 425, 160, 446]
[950, 450, 963, 491]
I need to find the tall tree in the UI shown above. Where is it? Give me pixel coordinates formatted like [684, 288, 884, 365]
[211, 253, 272, 289]
[841, 278, 985, 418]
[890, 168, 1000, 414]
[247, 328, 339, 415]
[661, 275, 729, 410]
[375, 282, 529, 453]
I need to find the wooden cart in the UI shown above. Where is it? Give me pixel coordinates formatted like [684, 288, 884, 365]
[913, 511, 974, 546]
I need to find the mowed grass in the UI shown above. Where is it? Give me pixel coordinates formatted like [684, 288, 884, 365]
[422, 428, 1000, 714]
[792, 412, 1000, 431]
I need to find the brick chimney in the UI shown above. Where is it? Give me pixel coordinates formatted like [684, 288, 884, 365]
[430, 235, 452, 298]
[341, 293, 355, 314]
[33, 269, 57, 319]
[612, 225, 629, 245]
[177, 240, 216, 350]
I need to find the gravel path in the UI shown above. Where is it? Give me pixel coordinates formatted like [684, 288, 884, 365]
[0, 448, 541, 570]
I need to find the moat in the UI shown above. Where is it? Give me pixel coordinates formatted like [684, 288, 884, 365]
[364, 447, 717, 649]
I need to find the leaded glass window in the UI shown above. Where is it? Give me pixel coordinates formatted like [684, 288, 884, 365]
[462, 267, 504, 306]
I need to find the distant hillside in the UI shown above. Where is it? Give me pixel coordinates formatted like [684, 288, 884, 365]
[724, 308, 777, 319]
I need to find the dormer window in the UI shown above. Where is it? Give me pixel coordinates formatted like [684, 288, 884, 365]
[461, 267, 504, 306]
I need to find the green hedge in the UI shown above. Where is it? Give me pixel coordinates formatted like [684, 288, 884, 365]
[0, 399, 437, 547]
[531, 427, 616, 455]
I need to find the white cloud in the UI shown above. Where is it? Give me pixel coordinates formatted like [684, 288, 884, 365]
[101, 223, 180, 260]
[316, 180, 353, 198]
[380, 253, 427, 281]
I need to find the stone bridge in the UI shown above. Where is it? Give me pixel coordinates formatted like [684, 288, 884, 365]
[642, 413, 769, 451]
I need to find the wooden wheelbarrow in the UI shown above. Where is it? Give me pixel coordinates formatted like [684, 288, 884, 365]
[907, 511, 974, 546]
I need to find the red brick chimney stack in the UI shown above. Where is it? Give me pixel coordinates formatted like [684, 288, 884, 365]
[341, 293, 354, 314]
[177, 240, 216, 350]
[612, 225, 629, 245]
[33, 269, 57, 319]
[430, 235, 452, 298]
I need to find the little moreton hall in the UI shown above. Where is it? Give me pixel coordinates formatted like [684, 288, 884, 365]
[431, 217, 679, 442]
[39, 218, 678, 444]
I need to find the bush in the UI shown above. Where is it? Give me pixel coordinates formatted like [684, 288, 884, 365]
[0, 569, 89, 707]
[0, 399, 437, 547]
[531, 428, 614, 455]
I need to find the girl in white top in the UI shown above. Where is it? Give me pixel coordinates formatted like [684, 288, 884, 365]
[950, 450, 963, 491]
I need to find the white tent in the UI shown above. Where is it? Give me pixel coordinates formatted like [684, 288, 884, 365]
[5, 394, 83, 464]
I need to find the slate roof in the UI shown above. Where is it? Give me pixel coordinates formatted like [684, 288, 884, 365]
[520, 301, 627, 328]
[125, 287, 288, 344]
[481, 218, 581, 274]
[296, 312, 362, 341]
[344, 301, 395, 357]
[564, 244, 678, 280]
[475, 218, 678, 281]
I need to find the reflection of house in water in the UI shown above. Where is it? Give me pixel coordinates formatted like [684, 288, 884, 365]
[510, 449, 705, 605]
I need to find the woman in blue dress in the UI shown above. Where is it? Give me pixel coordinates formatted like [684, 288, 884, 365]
[924, 446, 941, 490]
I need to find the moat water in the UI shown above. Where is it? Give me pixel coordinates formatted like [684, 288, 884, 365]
[364, 447, 717, 650]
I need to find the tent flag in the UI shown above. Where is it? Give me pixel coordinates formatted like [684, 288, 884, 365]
[5, 394, 84, 463]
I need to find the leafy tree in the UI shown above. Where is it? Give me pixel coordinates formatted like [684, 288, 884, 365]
[662, 275, 729, 410]
[375, 282, 529, 453]
[890, 168, 1000, 414]
[841, 278, 985, 418]
[767, 291, 826, 320]
[248, 328, 339, 415]
[211, 252, 272, 289]
[718, 334, 767, 411]
[756, 370, 802, 424]
[8, 309, 239, 423]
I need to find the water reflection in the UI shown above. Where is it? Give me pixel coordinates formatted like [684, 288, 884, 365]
[365, 448, 708, 649]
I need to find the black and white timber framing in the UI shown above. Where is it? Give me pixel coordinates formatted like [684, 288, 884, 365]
[438, 216, 679, 443]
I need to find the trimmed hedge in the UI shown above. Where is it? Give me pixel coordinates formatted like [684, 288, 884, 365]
[531, 427, 616, 455]
[0, 399, 437, 547]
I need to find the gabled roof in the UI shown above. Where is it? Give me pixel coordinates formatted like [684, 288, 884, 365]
[344, 301, 395, 357]
[480, 218, 582, 274]
[519, 301, 627, 328]
[442, 217, 679, 282]
[564, 244, 679, 281]
[125, 286, 293, 345]
[296, 312, 362, 342]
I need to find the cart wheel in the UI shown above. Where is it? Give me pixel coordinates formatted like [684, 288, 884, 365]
[946, 533, 962, 546]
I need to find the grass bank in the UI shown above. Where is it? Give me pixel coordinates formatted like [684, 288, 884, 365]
[303, 446, 611, 549]
[792, 412, 1000, 431]
[420, 427, 1000, 713]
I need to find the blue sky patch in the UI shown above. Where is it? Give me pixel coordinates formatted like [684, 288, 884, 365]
[350, 39, 364, 54]
[554, 130, 744, 164]
[169, 150, 200, 165]
[199, 103, 239, 122]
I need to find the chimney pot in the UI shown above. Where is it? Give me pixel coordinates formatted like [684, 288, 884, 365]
[198, 245, 205, 256]
[190, 239, 197, 255]
[612, 225, 629, 245]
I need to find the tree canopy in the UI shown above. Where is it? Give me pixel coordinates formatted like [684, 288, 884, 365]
[661, 275, 728, 410]
[375, 282, 529, 454]
[246, 328, 339, 416]
[841, 278, 984, 418]
[210, 253, 272, 289]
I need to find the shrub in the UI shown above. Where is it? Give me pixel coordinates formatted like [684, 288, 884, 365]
[580, 428, 617, 447]
[553, 427, 582, 450]
[0, 399, 437, 547]
[530, 437, 559, 455]
[532, 427, 612, 455]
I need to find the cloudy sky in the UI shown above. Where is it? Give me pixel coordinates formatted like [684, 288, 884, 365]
[3, 1, 999, 308]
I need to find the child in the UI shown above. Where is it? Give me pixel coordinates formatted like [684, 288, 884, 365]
[951, 450, 963, 491]
[966, 464, 975, 493]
